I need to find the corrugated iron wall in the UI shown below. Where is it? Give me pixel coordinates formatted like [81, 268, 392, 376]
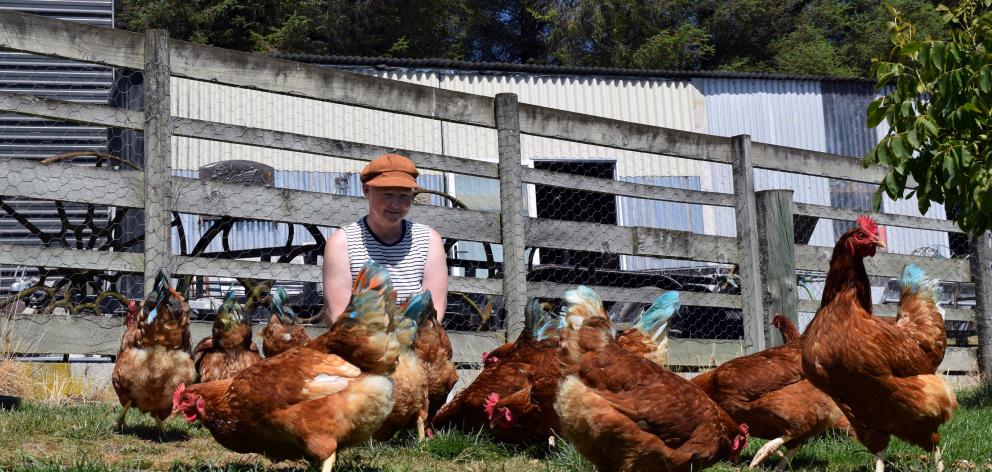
[0, 0, 115, 293]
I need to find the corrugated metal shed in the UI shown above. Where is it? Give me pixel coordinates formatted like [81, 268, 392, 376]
[0, 0, 115, 293]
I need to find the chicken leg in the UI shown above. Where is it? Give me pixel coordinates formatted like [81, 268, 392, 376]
[749, 436, 786, 468]
[874, 452, 885, 472]
[417, 415, 426, 442]
[322, 452, 336, 472]
[155, 417, 169, 442]
[114, 399, 131, 431]
[934, 446, 944, 472]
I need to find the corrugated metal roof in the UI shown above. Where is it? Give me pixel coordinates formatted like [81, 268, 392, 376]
[274, 53, 876, 83]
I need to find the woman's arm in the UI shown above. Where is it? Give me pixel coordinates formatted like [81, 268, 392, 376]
[322, 229, 352, 324]
[421, 227, 448, 321]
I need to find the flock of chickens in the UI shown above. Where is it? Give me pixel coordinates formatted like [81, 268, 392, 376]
[110, 215, 957, 472]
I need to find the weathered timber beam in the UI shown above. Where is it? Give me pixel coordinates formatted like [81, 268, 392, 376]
[168, 39, 494, 127]
[517, 103, 734, 164]
[0, 91, 144, 129]
[0, 244, 142, 272]
[0, 159, 143, 207]
[793, 202, 960, 233]
[170, 177, 501, 244]
[522, 168, 734, 207]
[173, 118, 498, 178]
[795, 245, 970, 282]
[0, 11, 143, 68]
[526, 218, 738, 263]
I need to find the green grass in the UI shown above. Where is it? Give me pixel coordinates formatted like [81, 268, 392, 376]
[1, 388, 991, 471]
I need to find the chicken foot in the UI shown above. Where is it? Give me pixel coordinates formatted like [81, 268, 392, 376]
[773, 447, 798, 472]
[934, 446, 944, 472]
[114, 400, 131, 431]
[321, 452, 336, 472]
[874, 452, 885, 472]
[749, 436, 786, 468]
[155, 417, 169, 442]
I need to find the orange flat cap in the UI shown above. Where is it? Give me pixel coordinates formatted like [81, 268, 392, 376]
[360, 153, 419, 188]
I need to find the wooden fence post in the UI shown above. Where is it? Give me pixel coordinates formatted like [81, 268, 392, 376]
[731, 134, 765, 354]
[494, 93, 527, 342]
[143, 29, 173, 293]
[970, 231, 992, 378]
[755, 189, 798, 347]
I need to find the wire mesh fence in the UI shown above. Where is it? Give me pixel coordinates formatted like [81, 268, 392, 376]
[0, 13, 982, 375]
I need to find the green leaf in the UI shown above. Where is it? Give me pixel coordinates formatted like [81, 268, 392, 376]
[918, 196, 932, 215]
[982, 66, 992, 94]
[875, 142, 891, 166]
[918, 116, 939, 135]
[890, 134, 910, 159]
[930, 41, 945, 71]
[906, 129, 920, 148]
[867, 99, 886, 128]
[900, 100, 913, 117]
[872, 187, 884, 212]
[883, 172, 901, 198]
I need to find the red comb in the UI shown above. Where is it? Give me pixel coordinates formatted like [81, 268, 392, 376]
[483, 392, 500, 417]
[856, 215, 879, 236]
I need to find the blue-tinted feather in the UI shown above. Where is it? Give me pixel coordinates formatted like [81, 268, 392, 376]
[635, 291, 680, 343]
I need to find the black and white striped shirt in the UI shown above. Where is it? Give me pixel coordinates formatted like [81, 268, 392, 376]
[343, 217, 431, 303]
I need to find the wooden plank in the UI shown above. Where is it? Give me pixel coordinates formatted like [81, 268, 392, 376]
[752, 142, 902, 186]
[170, 177, 501, 244]
[0, 159, 143, 208]
[0, 243, 142, 273]
[667, 339, 746, 367]
[940, 346, 977, 373]
[517, 103, 734, 163]
[168, 39, 494, 128]
[0, 11, 144, 69]
[0, 314, 500, 365]
[0, 91, 145, 129]
[526, 282, 742, 309]
[521, 168, 735, 207]
[173, 118, 498, 179]
[731, 135, 765, 354]
[793, 203, 960, 233]
[525, 218, 738, 263]
[796, 300, 975, 322]
[143, 30, 173, 292]
[757, 190, 798, 346]
[449, 277, 502, 295]
[795, 245, 971, 282]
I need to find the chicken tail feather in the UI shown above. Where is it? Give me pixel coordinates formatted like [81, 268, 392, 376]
[899, 263, 941, 301]
[634, 291, 680, 343]
[346, 261, 393, 332]
[395, 290, 430, 347]
[563, 285, 606, 329]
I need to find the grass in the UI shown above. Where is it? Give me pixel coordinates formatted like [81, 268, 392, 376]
[0, 388, 990, 471]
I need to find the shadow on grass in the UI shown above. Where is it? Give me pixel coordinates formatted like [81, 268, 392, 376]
[957, 382, 992, 409]
[119, 423, 193, 443]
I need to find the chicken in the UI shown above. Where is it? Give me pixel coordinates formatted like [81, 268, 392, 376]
[172, 261, 415, 472]
[431, 299, 561, 443]
[691, 315, 848, 470]
[112, 270, 196, 436]
[261, 287, 309, 357]
[802, 215, 956, 472]
[192, 290, 263, 382]
[772, 313, 800, 343]
[374, 290, 434, 441]
[554, 286, 749, 472]
[413, 296, 458, 424]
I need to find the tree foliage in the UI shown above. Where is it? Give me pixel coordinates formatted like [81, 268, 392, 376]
[865, 0, 992, 234]
[117, 0, 950, 78]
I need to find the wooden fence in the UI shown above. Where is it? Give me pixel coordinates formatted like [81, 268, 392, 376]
[0, 11, 988, 376]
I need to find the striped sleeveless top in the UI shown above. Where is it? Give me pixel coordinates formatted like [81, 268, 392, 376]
[342, 217, 431, 303]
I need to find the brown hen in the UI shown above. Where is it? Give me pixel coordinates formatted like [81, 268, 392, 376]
[192, 290, 262, 382]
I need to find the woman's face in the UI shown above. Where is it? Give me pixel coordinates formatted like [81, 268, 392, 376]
[364, 185, 414, 226]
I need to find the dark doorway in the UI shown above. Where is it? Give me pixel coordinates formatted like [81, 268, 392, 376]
[533, 160, 619, 271]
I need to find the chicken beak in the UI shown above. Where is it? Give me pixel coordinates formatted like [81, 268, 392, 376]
[874, 238, 886, 249]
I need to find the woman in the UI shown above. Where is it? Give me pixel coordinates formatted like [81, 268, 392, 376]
[322, 153, 448, 323]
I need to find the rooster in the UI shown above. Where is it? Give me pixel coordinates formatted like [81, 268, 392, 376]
[261, 287, 309, 357]
[192, 290, 262, 382]
[172, 261, 415, 472]
[112, 270, 196, 437]
[802, 217, 956, 472]
[554, 286, 749, 472]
